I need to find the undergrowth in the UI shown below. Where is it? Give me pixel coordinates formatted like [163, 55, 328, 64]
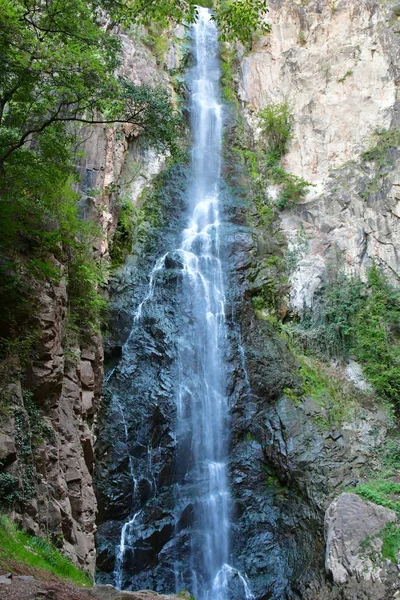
[354, 481, 400, 513]
[285, 258, 400, 407]
[282, 352, 359, 427]
[381, 522, 400, 562]
[0, 516, 92, 586]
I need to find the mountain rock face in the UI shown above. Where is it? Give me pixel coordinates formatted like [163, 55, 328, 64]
[1, 2, 399, 598]
[237, 0, 400, 311]
[0, 27, 183, 573]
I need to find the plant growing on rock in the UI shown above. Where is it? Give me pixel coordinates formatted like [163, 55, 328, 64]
[0, 516, 92, 585]
[256, 103, 313, 209]
[259, 102, 294, 159]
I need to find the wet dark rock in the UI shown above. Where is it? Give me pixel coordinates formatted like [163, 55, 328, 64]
[164, 252, 184, 270]
[95, 125, 391, 600]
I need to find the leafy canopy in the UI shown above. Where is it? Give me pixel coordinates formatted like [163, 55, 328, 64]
[0, 0, 184, 167]
[214, 0, 270, 45]
[0, 0, 270, 350]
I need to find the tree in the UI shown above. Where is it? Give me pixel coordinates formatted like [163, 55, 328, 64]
[0, 0, 184, 169]
[0, 0, 270, 168]
[213, 0, 270, 46]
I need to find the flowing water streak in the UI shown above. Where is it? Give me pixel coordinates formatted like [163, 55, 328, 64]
[173, 9, 252, 600]
[112, 8, 253, 598]
[114, 511, 141, 591]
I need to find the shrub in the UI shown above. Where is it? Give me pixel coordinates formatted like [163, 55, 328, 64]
[259, 102, 294, 158]
[353, 265, 400, 403]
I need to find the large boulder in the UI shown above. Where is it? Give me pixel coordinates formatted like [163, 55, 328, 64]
[325, 492, 397, 584]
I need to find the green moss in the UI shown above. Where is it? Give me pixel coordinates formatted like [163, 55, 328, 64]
[381, 522, 400, 562]
[0, 516, 92, 586]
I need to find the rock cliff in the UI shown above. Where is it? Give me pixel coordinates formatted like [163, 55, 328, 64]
[237, 0, 400, 311]
[1, 2, 399, 599]
[0, 24, 185, 573]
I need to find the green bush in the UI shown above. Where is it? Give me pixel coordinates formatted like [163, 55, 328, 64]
[277, 173, 312, 210]
[286, 260, 400, 406]
[353, 265, 400, 403]
[361, 129, 400, 165]
[259, 102, 294, 158]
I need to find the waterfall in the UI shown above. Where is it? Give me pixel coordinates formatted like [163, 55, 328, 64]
[110, 8, 253, 599]
[173, 8, 229, 599]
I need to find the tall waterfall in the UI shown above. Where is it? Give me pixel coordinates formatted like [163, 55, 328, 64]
[174, 7, 229, 599]
[109, 8, 253, 600]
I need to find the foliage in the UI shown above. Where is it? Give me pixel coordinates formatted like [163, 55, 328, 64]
[286, 354, 358, 427]
[102, 0, 269, 45]
[276, 171, 312, 210]
[381, 522, 400, 562]
[0, 0, 186, 361]
[337, 70, 353, 83]
[0, 473, 22, 507]
[354, 480, 400, 513]
[221, 46, 240, 104]
[110, 196, 137, 268]
[214, 0, 270, 46]
[0, 515, 92, 585]
[286, 258, 400, 407]
[259, 102, 294, 158]
[257, 103, 312, 210]
[0, 131, 107, 353]
[110, 165, 184, 268]
[288, 257, 365, 358]
[0, 0, 183, 165]
[353, 265, 400, 404]
[177, 592, 196, 600]
[361, 129, 400, 165]
[286, 223, 309, 273]
[0, 389, 54, 509]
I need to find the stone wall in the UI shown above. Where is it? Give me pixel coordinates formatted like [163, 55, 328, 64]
[236, 0, 400, 310]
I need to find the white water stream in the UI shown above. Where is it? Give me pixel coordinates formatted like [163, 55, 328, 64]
[113, 9, 253, 599]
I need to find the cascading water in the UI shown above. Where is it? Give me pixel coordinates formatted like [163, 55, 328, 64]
[105, 8, 253, 600]
[173, 8, 229, 599]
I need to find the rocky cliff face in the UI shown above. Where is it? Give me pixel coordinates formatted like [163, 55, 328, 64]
[1, 2, 399, 597]
[237, 0, 400, 311]
[94, 3, 400, 599]
[0, 25, 184, 573]
[228, 1, 400, 597]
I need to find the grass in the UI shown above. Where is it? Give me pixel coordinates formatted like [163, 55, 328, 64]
[0, 516, 92, 586]
[281, 346, 361, 427]
[337, 70, 353, 83]
[354, 481, 400, 513]
[381, 522, 400, 562]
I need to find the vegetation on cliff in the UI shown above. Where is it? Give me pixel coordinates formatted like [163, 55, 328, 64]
[0, 0, 270, 360]
[0, 0, 187, 362]
[0, 516, 92, 585]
